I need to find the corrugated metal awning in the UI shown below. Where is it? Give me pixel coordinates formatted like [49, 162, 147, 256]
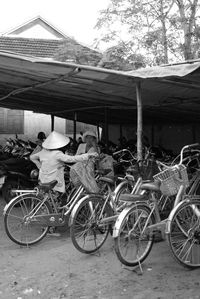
[0, 51, 200, 125]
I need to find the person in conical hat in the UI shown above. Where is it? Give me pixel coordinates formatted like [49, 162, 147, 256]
[76, 130, 99, 155]
[30, 131, 98, 193]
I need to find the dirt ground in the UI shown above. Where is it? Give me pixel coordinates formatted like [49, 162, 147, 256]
[0, 199, 200, 299]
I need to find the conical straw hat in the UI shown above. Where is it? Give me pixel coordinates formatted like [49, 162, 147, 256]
[42, 131, 70, 150]
[83, 130, 97, 142]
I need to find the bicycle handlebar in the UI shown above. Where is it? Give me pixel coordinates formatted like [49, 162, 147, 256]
[113, 149, 135, 160]
[179, 143, 200, 165]
[113, 149, 126, 155]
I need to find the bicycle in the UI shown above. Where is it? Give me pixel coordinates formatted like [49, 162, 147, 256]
[113, 143, 200, 268]
[157, 150, 200, 219]
[3, 167, 114, 246]
[69, 165, 143, 254]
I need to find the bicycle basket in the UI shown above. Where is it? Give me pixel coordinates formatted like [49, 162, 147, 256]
[153, 164, 189, 196]
[70, 168, 81, 189]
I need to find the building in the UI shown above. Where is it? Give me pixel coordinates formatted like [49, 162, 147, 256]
[0, 16, 100, 143]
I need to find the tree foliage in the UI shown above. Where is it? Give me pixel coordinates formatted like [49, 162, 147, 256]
[54, 39, 102, 66]
[95, 0, 200, 66]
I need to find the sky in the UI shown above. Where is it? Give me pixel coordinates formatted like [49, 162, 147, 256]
[0, 0, 109, 48]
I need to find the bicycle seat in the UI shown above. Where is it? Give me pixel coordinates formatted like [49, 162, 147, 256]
[140, 181, 161, 192]
[119, 194, 147, 202]
[38, 180, 58, 192]
[98, 176, 115, 185]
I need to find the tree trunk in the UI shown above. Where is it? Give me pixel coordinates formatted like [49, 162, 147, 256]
[160, 0, 169, 64]
[176, 0, 198, 60]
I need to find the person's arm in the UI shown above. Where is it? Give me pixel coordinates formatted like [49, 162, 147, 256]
[30, 152, 42, 169]
[56, 151, 96, 164]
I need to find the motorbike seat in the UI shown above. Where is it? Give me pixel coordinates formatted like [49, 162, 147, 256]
[38, 180, 58, 192]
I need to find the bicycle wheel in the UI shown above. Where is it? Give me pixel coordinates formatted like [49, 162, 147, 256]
[4, 194, 52, 246]
[114, 204, 154, 267]
[70, 195, 111, 254]
[167, 199, 200, 268]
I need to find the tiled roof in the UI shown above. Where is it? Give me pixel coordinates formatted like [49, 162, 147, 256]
[0, 36, 64, 58]
[0, 36, 102, 65]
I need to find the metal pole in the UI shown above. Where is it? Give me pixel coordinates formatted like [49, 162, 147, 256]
[51, 115, 55, 131]
[136, 82, 143, 161]
[73, 112, 77, 142]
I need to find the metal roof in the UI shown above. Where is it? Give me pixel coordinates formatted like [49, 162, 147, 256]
[0, 51, 199, 125]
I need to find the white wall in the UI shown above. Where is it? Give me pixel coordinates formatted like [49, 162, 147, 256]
[24, 111, 66, 141]
[0, 111, 66, 146]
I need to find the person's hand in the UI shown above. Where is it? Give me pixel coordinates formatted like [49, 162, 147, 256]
[88, 152, 98, 158]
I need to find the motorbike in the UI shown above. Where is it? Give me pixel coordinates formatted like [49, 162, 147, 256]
[0, 137, 38, 203]
[0, 157, 39, 203]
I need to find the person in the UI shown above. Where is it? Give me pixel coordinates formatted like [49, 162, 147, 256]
[31, 131, 46, 155]
[30, 131, 98, 194]
[69, 131, 100, 192]
[76, 130, 99, 155]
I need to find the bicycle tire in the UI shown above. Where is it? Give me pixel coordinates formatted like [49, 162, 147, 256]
[114, 204, 154, 267]
[70, 195, 111, 254]
[4, 193, 52, 246]
[167, 199, 200, 268]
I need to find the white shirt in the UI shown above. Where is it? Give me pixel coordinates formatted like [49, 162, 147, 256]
[30, 149, 89, 193]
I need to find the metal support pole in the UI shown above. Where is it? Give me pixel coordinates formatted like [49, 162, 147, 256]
[51, 115, 55, 131]
[136, 82, 143, 161]
[73, 112, 77, 142]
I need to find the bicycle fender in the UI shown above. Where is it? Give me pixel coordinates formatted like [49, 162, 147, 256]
[3, 192, 36, 215]
[165, 199, 190, 234]
[113, 201, 150, 238]
[68, 194, 104, 227]
[113, 180, 129, 199]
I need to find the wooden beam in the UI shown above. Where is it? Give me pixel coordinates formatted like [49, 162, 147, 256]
[136, 82, 143, 161]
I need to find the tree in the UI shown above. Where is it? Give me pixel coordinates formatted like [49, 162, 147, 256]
[95, 0, 200, 65]
[97, 42, 146, 70]
[175, 0, 199, 60]
[54, 39, 102, 66]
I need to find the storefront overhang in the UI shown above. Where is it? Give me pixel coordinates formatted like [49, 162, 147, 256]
[0, 51, 200, 125]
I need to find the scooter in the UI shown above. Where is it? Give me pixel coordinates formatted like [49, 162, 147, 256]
[0, 158, 38, 203]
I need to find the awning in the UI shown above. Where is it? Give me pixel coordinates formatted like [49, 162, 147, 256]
[0, 50, 200, 125]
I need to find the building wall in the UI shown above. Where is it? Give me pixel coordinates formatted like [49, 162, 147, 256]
[0, 110, 66, 146]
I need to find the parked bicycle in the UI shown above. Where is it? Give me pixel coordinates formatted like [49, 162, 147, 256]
[3, 165, 118, 246]
[113, 143, 200, 269]
[69, 152, 144, 254]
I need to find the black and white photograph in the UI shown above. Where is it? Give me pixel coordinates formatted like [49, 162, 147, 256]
[0, 1, 200, 298]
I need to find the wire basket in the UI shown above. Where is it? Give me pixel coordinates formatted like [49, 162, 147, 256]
[153, 164, 189, 196]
